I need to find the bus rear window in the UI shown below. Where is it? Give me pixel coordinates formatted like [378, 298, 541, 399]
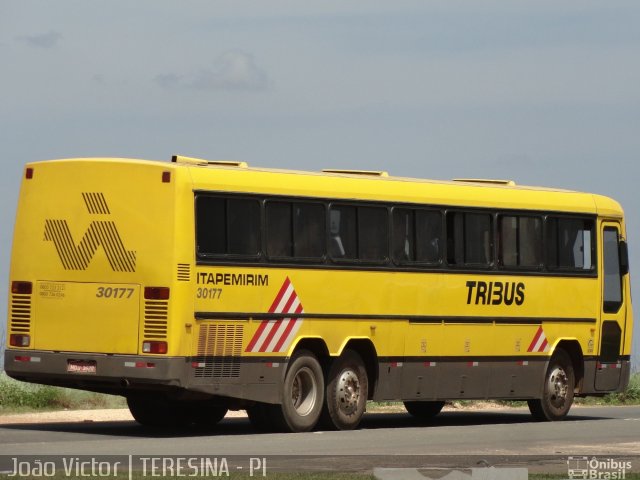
[196, 196, 260, 257]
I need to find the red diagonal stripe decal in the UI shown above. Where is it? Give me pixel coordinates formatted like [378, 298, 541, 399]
[258, 289, 298, 352]
[245, 320, 268, 352]
[273, 303, 304, 352]
[269, 277, 291, 313]
[259, 318, 284, 352]
[246, 277, 307, 353]
[539, 338, 548, 352]
[281, 289, 298, 315]
[247, 277, 292, 352]
[527, 326, 543, 352]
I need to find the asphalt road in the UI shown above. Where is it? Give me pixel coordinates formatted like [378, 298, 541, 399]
[1, 406, 639, 474]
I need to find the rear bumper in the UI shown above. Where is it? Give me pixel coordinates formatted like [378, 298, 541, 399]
[4, 349, 189, 394]
[3, 349, 283, 404]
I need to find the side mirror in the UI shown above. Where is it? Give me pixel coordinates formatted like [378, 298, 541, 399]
[619, 240, 629, 275]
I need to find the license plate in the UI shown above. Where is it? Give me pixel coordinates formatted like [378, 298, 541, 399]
[67, 360, 97, 374]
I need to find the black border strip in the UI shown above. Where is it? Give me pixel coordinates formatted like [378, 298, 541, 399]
[188, 355, 631, 363]
[194, 311, 596, 324]
[195, 259, 599, 278]
[194, 189, 600, 279]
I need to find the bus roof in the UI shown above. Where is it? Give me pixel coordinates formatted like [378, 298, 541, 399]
[25, 156, 624, 218]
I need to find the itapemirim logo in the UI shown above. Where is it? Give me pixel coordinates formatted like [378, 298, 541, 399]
[44, 193, 136, 272]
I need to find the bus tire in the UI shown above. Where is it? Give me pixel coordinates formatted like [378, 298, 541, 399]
[271, 349, 324, 432]
[322, 349, 368, 430]
[528, 349, 575, 421]
[127, 395, 190, 427]
[190, 403, 228, 427]
[403, 400, 445, 420]
[246, 403, 275, 432]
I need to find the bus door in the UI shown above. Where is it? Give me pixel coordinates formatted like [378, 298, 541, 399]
[595, 222, 627, 390]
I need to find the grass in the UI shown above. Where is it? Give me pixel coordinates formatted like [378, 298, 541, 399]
[579, 370, 640, 404]
[0, 474, 374, 480]
[0, 372, 125, 414]
[529, 476, 640, 480]
[1, 471, 639, 480]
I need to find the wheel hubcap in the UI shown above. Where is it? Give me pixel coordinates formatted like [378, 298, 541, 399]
[548, 366, 569, 409]
[336, 369, 360, 415]
[291, 367, 317, 416]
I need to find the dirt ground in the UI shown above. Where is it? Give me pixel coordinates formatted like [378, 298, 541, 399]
[0, 408, 248, 425]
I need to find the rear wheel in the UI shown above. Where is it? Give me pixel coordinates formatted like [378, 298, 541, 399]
[404, 401, 445, 420]
[271, 349, 324, 432]
[528, 349, 575, 421]
[189, 402, 228, 427]
[246, 403, 275, 432]
[322, 350, 368, 430]
[127, 395, 190, 427]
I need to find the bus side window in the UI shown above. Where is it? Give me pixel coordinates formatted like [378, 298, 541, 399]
[266, 201, 292, 257]
[227, 199, 261, 255]
[329, 204, 387, 262]
[358, 206, 388, 262]
[446, 212, 465, 265]
[293, 203, 325, 259]
[415, 210, 442, 263]
[447, 212, 492, 267]
[196, 196, 226, 256]
[499, 215, 542, 268]
[329, 206, 354, 258]
[603, 228, 623, 313]
[546, 217, 595, 271]
[393, 209, 442, 264]
[267, 201, 326, 260]
[196, 196, 260, 257]
[392, 209, 414, 262]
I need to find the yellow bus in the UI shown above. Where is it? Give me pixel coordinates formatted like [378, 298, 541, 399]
[5, 155, 633, 432]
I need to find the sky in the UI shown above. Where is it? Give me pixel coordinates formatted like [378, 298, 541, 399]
[1, 1, 639, 368]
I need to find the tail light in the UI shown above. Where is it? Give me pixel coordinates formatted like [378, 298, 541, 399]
[144, 286, 170, 300]
[10, 334, 30, 347]
[142, 341, 168, 354]
[11, 281, 33, 295]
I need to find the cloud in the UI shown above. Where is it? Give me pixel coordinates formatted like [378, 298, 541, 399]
[155, 51, 270, 92]
[91, 74, 106, 85]
[16, 31, 63, 49]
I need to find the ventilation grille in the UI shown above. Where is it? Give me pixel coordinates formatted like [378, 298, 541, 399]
[10, 293, 32, 334]
[177, 263, 191, 282]
[195, 324, 244, 378]
[143, 300, 168, 339]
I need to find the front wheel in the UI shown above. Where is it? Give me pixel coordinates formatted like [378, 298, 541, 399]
[528, 349, 575, 421]
[271, 349, 324, 432]
[322, 350, 368, 430]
